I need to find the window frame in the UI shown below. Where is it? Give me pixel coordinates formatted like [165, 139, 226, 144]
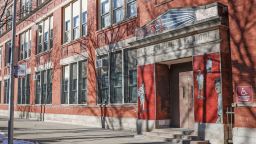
[4, 79, 9, 104]
[35, 69, 52, 105]
[19, 29, 31, 60]
[5, 41, 11, 66]
[37, 15, 53, 54]
[99, 0, 137, 29]
[97, 48, 137, 105]
[61, 60, 88, 105]
[63, 0, 88, 44]
[17, 74, 30, 105]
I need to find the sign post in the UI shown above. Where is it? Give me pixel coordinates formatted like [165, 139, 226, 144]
[8, 0, 17, 143]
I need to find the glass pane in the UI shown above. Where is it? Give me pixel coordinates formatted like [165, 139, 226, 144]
[113, 9, 123, 23]
[82, 0, 87, 12]
[49, 16, 53, 49]
[70, 63, 77, 104]
[102, 14, 110, 28]
[35, 73, 41, 104]
[26, 74, 30, 104]
[62, 66, 69, 104]
[101, 0, 110, 14]
[64, 5, 71, 43]
[110, 52, 122, 103]
[47, 69, 52, 104]
[127, 1, 137, 18]
[113, 0, 123, 8]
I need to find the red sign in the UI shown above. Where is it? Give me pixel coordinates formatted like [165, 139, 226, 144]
[236, 86, 253, 103]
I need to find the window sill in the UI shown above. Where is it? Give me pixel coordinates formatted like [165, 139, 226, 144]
[17, 104, 31, 106]
[60, 104, 88, 107]
[18, 57, 31, 63]
[34, 104, 53, 106]
[97, 16, 137, 32]
[97, 103, 137, 107]
[62, 35, 89, 47]
[35, 49, 52, 57]
[232, 103, 256, 107]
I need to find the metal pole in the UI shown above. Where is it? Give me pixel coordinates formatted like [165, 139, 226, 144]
[8, 0, 17, 143]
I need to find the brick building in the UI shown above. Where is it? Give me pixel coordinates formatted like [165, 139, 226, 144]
[0, 0, 255, 144]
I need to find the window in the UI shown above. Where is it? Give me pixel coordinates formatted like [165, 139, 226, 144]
[97, 55, 109, 104]
[6, 5, 12, 30]
[97, 49, 137, 104]
[5, 41, 11, 66]
[18, 75, 30, 104]
[4, 79, 9, 104]
[100, 0, 111, 28]
[35, 69, 52, 104]
[37, 16, 53, 54]
[124, 50, 137, 103]
[100, 0, 137, 28]
[63, 0, 88, 43]
[110, 52, 122, 103]
[20, 0, 32, 18]
[61, 60, 87, 104]
[19, 29, 31, 60]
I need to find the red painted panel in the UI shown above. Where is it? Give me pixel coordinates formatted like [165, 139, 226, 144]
[137, 64, 156, 120]
[193, 53, 221, 123]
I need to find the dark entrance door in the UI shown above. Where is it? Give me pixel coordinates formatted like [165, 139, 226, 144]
[170, 62, 194, 129]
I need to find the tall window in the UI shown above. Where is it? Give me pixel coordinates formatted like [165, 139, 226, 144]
[5, 41, 11, 66]
[63, 0, 88, 43]
[20, 0, 32, 18]
[124, 50, 137, 103]
[20, 29, 31, 60]
[18, 75, 30, 104]
[97, 55, 109, 104]
[100, 0, 137, 28]
[37, 16, 53, 54]
[110, 52, 122, 103]
[6, 5, 12, 30]
[4, 79, 9, 104]
[97, 49, 137, 104]
[35, 69, 52, 104]
[61, 60, 87, 104]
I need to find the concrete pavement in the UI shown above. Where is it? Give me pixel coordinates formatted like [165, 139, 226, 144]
[0, 116, 169, 144]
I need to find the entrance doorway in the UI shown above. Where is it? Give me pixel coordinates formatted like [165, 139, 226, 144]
[169, 62, 194, 129]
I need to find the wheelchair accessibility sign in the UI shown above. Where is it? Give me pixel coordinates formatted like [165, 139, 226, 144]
[236, 86, 253, 103]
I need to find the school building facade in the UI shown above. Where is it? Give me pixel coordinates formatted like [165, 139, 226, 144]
[0, 0, 255, 144]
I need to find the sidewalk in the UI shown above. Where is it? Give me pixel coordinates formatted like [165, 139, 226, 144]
[0, 116, 168, 144]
